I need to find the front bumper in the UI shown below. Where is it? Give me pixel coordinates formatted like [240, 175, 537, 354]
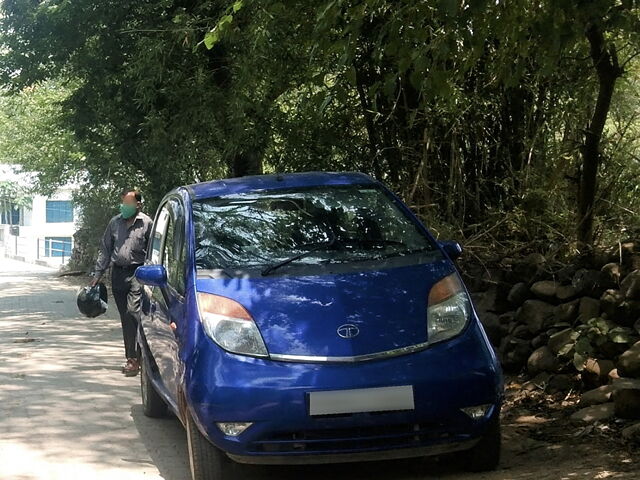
[184, 320, 503, 462]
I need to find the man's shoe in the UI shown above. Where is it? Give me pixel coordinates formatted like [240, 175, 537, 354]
[123, 358, 140, 377]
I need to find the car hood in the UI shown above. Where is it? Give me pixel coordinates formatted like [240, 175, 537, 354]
[195, 259, 457, 358]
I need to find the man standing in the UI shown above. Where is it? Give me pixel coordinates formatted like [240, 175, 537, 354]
[91, 189, 153, 376]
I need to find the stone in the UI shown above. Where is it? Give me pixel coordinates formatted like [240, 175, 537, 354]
[613, 380, 640, 419]
[600, 289, 623, 319]
[471, 290, 493, 314]
[622, 422, 640, 440]
[507, 282, 530, 307]
[547, 328, 577, 355]
[612, 377, 640, 390]
[479, 312, 506, 347]
[472, 285, 511, 315]
[592, 249, 611, 270]
[527, 346, 559, 375]
[512, 324, 534, 339]
[548, 373, 575, 393]
[573, 269, 606, 298]
[582, 358, 615, 388]
[615, 241, 638, 273]
[557, 265, 578, 284]
[500, 336, 533, 373]
[621, 270, 640, 301]
[579, 385, 614, 406]
[494, 281, 513, 313]
[570, 403, 616, 423]
[628, 255, 640, 272]
[531, 332, 550, 349]
[556, 284, 579, 302]
[577, 297, 600, 324]
[600, 289, 640, 326]
[618, 341, 640, 378]
[554, 299, 580, 324]
[523, 372, 552, 391]
[512, 253, 546, 283]
[608, 368, 621, 383]
[619, 300, 640, 327]
[620, 241, 637, 255]
[498, 311, 516, 325]
[530, 280, 558, 303]
[600, 263, 621, 286]
[516, 299, 556, 334]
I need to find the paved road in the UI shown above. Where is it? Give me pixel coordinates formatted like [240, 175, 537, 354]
[1, 255, 636, 480]
[0, 256, 189, 480]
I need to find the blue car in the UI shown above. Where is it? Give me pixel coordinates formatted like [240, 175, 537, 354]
[134, 172, 504, 480]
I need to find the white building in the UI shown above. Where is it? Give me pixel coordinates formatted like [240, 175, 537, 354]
[0, 165, 79, 268]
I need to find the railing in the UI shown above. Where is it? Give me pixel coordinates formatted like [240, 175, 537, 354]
[0, 227, 73, 265]
[36, 238, 73, 264]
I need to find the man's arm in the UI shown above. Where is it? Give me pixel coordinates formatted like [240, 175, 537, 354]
[91, 219, 115, 286]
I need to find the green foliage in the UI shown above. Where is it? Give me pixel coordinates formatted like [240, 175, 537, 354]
[67, 183, 122, 271]
[555, 317, 639, 372]
[0, 178, 32, 209]
[0, 81, 84, 194]
[0, 0, 639, 261]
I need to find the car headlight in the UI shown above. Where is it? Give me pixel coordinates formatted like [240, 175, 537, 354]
[196, 292, 268, 358]
[427, 273, 470, 344]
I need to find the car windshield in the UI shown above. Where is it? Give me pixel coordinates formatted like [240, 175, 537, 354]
[192, 184, 436, 271]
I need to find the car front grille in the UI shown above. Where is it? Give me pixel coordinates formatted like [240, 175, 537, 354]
[247, 422, 470, 454]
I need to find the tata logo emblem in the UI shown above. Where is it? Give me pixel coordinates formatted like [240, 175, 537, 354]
[337, 324, 360, 339]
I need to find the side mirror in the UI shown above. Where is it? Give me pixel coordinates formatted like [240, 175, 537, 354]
[135, 264, 167, 287]
[438, 240, 463, 260]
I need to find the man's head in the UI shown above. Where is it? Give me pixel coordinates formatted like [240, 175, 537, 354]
[120, 188, 142, 219]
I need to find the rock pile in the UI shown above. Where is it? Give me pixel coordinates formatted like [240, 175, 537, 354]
[470, 242, 640, 424]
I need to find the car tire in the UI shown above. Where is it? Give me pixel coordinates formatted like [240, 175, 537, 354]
[140, 354, 168, 418]
[186, 409, 236, 480]
[461, 412, 501, 472]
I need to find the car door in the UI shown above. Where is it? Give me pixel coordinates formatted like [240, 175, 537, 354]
[154, 198, 187, 402]
[142, 198, 186, 403]
[139, 202, 170, 375]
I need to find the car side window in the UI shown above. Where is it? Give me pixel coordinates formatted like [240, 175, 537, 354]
[171, 201, 187, 295]
[150, 205, 170, 264]
[162, 199, 186, 296]
[163, 217, 175, 273]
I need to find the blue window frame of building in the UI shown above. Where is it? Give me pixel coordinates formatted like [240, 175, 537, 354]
[46, 200, 74, 223]
[45, 237, 73, 258]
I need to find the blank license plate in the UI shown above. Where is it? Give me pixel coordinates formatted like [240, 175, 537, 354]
[308, 385, 415, 416]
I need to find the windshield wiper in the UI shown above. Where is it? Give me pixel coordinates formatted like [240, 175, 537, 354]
[261, 232, 337, 276]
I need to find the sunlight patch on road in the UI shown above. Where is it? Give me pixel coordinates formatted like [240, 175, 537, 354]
[0, 440, 164, 480]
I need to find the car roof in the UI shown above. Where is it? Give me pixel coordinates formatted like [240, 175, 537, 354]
[183, 171, 376, 200]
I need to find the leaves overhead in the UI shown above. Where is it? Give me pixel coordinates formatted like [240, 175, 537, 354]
[0, 0, 638, 259]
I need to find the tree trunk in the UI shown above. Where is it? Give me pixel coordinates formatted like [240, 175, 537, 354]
[353, 61, 383, 179]
[577, 23, 622, 248]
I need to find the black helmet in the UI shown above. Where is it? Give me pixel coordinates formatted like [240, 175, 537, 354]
[77, 283, 108, 318]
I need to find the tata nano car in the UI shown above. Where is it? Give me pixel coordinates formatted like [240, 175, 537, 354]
[134, 172, 504, 480]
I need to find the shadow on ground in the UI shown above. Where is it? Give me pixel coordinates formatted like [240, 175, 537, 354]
[1, 260, 637, 479]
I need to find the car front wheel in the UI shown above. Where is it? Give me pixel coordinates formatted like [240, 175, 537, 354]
[186, 408, 237, 480]
[461, 412, 501, 472]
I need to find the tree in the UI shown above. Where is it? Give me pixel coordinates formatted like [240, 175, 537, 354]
[1, 0, 639, 258]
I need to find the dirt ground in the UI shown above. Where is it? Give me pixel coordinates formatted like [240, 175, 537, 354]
[1, 255, 637, 480]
